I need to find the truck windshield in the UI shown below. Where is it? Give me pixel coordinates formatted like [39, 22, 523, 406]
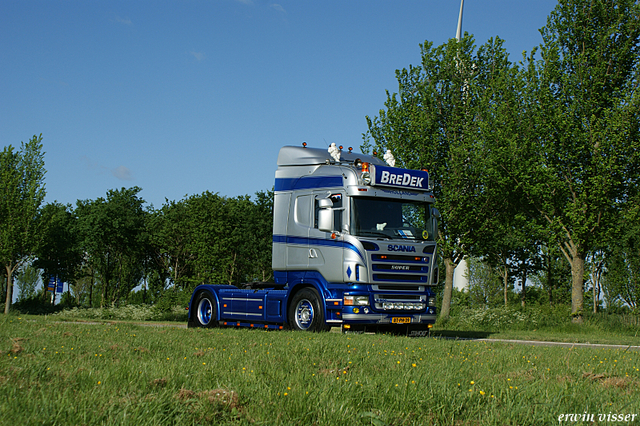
[350, 197, 434, 241]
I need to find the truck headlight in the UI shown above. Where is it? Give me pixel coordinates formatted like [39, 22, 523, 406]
[344, 295, 369, 306]
[361, 172, 371, 185]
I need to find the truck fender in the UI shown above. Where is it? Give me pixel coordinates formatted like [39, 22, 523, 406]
[284, 280, 330, 326]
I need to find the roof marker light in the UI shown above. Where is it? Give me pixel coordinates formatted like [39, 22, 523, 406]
[302, 142, 307, 148]
[348, 147, 353, 153]
[360, 161, 371, 184]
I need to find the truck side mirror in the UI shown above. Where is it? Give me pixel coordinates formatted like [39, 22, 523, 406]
[432, 208, 440, 240]
[317, 198, 333, 232]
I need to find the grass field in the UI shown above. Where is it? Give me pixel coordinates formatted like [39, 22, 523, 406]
[2, 315, 640, 425]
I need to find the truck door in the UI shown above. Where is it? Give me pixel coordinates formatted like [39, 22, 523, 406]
[309, 192, 345, 282]
[285, 193, 312, 270]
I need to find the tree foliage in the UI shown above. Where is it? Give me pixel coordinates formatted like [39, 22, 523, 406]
[364, 0, 640, 320]
[75, 187, 148, 307]
[34, 202, 83, 291]
[513, 0, 640, 320]
[604, 196, 640, 310]
[48, 188, 276, 308]
[0, 134, 46, 314]
[364, 35, 519, 318]
[15, 263, 41, 301]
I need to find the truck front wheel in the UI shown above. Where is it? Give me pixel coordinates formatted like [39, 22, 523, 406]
[192, 292, 217, 328]
[288, 288, 330, 332]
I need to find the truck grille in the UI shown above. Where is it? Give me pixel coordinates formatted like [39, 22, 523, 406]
[370, 253, 430, 284]
[372, 284, 424, 291]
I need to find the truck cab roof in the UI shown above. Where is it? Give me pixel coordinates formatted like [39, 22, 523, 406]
[277, 146, 386, 167]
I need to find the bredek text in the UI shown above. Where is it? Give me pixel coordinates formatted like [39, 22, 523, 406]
[380, 171, 424, 188]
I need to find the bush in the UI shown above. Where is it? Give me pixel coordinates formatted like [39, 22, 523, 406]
[12, 296, 61, 315]
[52, 303, 188, 322]
[58, 292, 78, 309]
[154, 289, 191, 312]
[437, 303, 640, 334]
[582, 311, 640, 333]
[438, 304, 572, 331]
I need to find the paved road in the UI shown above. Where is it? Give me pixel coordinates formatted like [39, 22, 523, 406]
[434, 336, 640, 351]
[61, 321, 640, 351]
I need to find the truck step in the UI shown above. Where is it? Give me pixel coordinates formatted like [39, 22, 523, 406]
[221, 321, 284, 330]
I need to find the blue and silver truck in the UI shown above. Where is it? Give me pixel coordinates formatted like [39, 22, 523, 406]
[188, 144, 439, 334]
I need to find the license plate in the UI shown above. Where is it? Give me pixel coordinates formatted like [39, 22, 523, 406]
[392, 317, 411, 324]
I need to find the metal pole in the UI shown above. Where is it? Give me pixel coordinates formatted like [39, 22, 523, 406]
[456, 0, 464, 41]
[453, 0, 471, 293]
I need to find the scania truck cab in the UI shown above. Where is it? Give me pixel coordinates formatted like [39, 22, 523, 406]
[188, 144, 439, 334]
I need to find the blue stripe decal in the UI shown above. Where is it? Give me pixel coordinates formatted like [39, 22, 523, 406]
[272, 234, 365, 262]
[274, 176, 343, 191]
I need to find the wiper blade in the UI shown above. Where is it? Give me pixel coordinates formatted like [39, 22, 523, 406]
[359, 231, 392, 239]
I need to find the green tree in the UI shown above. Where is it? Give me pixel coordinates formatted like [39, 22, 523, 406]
[15, 263, 41, 301]
[148, 199, 195, 292]
[182, 191, 230, 287]
[512, 0, 640, 321]
[465, 257, 503, 308]
[33, 202, 83, 296]
[75, 187, 148, 306]
[470, 43, 547, 308]
[0, 134, 46, 314]
[364, 36, 517, 318]
[603, 196, 640, 311]
[246, 189, 274, 282]
[149, 190, 274, 295]
[530, 241, 573, 305]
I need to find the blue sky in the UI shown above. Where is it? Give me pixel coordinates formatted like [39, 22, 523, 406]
[1, 0, 558, 209]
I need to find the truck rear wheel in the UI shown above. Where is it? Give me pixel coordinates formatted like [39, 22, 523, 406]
[288, 288, 330, 332]
[193, 292, 217, 328]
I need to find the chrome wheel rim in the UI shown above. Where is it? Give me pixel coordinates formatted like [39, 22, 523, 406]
[295, 299, 314, 330]
[197, 298, 212, 325]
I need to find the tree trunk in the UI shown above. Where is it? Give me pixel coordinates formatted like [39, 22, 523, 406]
[592, 257, 603, 314]
[4, 264, 13, 315]
[173, 257, 179, 289]
[546, 253, 553, 305]
[228, 252, 237, 286]
[570, 255, 585, 323]
[101, 275, 106, 308]
[502, 265, 509, 307]
[439, 257, 456, 319]
[89, 269, 94, 308]
[521, 268, 527, 308]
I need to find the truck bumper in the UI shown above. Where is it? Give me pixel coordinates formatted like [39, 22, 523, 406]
[341, 312, 436, 324]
